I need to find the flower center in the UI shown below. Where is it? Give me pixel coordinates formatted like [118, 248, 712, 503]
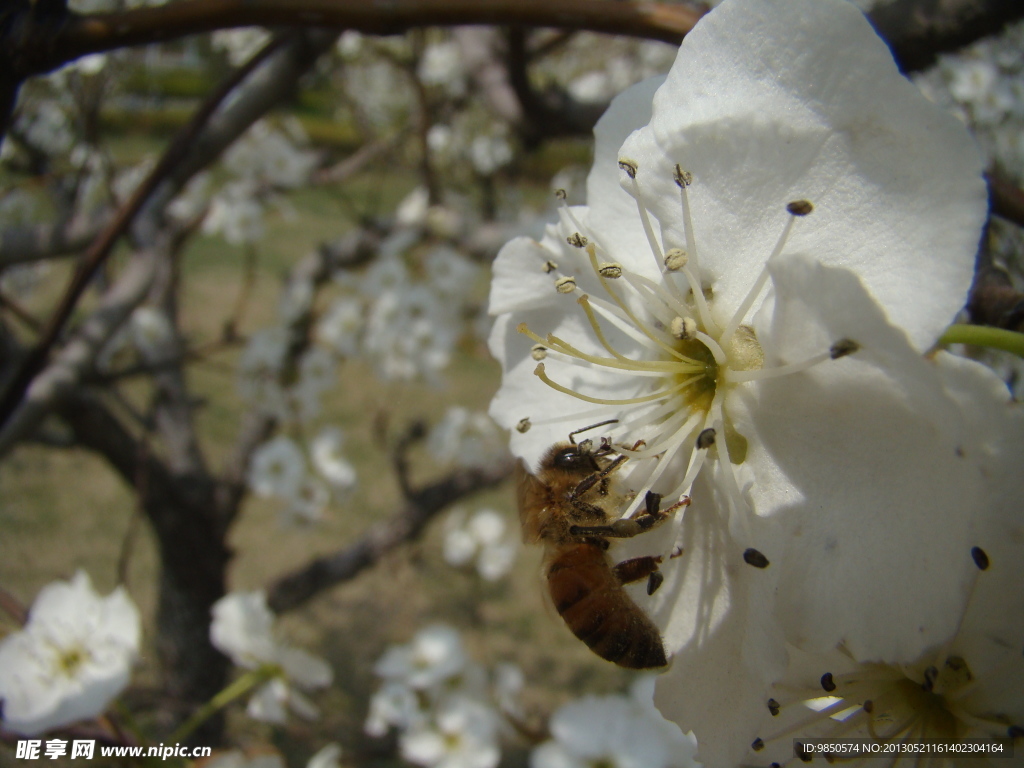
[517, 162, 854, 525]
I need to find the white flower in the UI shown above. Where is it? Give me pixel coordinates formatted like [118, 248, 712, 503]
[747, 354, 1024, 766]
[443, 508, 517, 581]
[0, 571, 140, 735]
[248, 435, 306, 500]
[210, 591, 333, 724]
[318, 297, 364, 357]
[400, 697, 500, 768]
[531, 690, 699, 768]
[374, 625, 468, 691]
[203, 181, 264, 245]
[225, 120, 317, 189]
[418, 41, 466, 97]
[310, 427, 357, 491]
[365, 681, 424, 737]
[469, 132, 513, 177]
[306, 743, 343, 768]
[488, 0, 992, 762]
[129, 306, 175, 363]
[427, 408, 507, 471]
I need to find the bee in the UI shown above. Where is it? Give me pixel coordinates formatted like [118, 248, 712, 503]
[517, 423, 688, 669]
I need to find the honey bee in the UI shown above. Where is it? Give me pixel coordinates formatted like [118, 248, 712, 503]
[517, 423, 688, 669]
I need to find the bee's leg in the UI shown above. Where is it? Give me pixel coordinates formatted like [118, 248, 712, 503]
[569, 492, 690, 539]
[569, 453, 628, 500]
[612, 555, 665, 595]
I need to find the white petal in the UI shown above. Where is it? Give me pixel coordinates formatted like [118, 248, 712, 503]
[750, 254, 996, 661]
[619, 0, 985, 350]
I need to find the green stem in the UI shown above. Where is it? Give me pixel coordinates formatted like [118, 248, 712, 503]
[168, 665, 278, 744]
[939, 324, 1024, 359]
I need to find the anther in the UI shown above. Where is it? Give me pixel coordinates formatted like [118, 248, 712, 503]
[578, 438, 594, 455]
[618, 159, 638, 178]
[863, 700, 874, 714]
[673, 165, 693, 188]
[696, 428, 716, 450]
[767, 698, 780, 716]
[566, 232, 588, 248]
[554, 188, 567, 200]
[554, 276, 577, 294]
[971, 546, 990, 571]
[663, 248, 688, 271]
[670, 316, 697, 341]
[820, 672, 837, 693]
[795, 742, 811, 762]
[516, 418, 531, 433]
[531, 345, 547, 361]
[598, 262, 623, 279]
[543, 260, 558, 274]
[743, 548, 769, 568]
[830, 338, 860, 359]
[922, 666, 938, 692]
[752, 738, 765, 752]
[786, 199, 814, 216]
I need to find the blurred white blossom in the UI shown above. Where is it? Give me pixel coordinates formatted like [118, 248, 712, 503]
[428, 408, 507, 471]
[248, 435, 307, 500]
[0, 572, 140, 735]
[211, 591, 333, 724]
[310, 427, 358, 492]
[442, 508, 517, 581]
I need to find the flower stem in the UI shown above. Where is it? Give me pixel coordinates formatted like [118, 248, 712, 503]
[168, 665, 278, 744]
[938, 324, 1024, 358]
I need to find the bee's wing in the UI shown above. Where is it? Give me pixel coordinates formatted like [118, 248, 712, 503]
[516, 459, 548, 544]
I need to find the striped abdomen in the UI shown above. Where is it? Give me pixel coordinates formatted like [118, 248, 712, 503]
[546, 541, 667, 669]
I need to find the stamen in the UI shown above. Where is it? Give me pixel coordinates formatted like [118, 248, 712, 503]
[585, 245, 691, 361]
[598, 262, 623, 279]
[618, 407, 703, 460]
[621, 167, 666, 269]
[664, 248, 687, 272]
[516, 418, 531, 433]
[719, 204, 804, 347]
[743, 548, 770, 568]
[531, 345, 547, 361]
[566, 232, 588, 248]
[554, 276, 577, 294]
[533, 363, 695, 406]
[578, 295, 631, 363]
[620, 269, 690, 320]
[726, 349, 833, 383]
[671, 316, 697, 340]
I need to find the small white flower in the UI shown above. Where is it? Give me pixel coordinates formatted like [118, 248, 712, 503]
[310, 427, 357, 491]
[0, 572, 140, 735]
[203, 181, 264, 245]
[400, 697, 500, 768]
[427, 408, 507, 471]
[129, 306, 175, 363]
[210, 591, 333, 724]
[469, 132, 513, 177]
[306, 743, 343, 768]
[374, 625, 468, 691]
[248, 435, 307, 500]
[443, 509, 517, 581]
[318, 297, 364, 357]
[532, 691, 699, 768]
[418, 41, 466, 95]
[365, 681, 424, 737]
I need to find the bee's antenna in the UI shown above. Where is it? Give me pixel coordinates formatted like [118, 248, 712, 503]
[567, 419, 619, 445]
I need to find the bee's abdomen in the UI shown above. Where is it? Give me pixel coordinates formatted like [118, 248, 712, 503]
[546, 542, 667, 669]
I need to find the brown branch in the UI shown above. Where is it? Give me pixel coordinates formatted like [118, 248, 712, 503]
[266, 460, 514, 613]
[868, 0, 1024, 73]
[31, 0, 701, 76]
[989, 171, 1024, 230]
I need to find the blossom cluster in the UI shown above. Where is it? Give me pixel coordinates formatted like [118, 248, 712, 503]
[364, 624, 521, 768]
[442, 507, 518, 582]
[487, 0, 1023, 765]
[246, 430, 357, 526]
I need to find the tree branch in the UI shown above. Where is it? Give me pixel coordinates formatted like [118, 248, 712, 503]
[266, 460, 514, 613]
